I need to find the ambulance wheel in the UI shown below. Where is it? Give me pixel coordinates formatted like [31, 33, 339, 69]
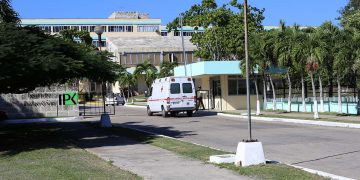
[147, 106, 153, 116]
[162, 107, 168, 118]
[186, 110, 193, 117]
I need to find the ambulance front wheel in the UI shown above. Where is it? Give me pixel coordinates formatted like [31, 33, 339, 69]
[161, 106, 168, 118]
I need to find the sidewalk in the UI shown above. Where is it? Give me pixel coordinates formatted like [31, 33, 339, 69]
[74, 123, 250, 180]
[222, 110, 360, 122]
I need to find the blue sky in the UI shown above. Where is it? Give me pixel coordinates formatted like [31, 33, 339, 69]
[12, 0, 347, 26]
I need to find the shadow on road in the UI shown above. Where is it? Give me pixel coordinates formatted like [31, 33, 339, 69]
[114, 121, 197, 138]
[0, 121, 196, 156]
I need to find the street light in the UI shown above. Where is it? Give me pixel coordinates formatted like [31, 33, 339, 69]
[179, 14, 188, 76]
[94, 25, 106, 114]
[243, 0, 252, 141]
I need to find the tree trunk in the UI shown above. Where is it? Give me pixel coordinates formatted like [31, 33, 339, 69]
[337, 77, 342, 114]
[301, 72, 306, 112]
[269, 75, 277, 110]
[329, 79, 333, 97]
[254, 78, 260, 115]
[121, 88, 127, 102]
[263, 77, 267, 111]
[310, 72, 319, 119]
[319, 76, 325, 112]
[287, 72, 292, 112]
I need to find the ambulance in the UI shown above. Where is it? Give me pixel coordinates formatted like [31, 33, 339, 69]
[147, 76, 196, 117]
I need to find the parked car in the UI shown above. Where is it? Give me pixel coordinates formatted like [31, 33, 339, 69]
[105, 93, 125, 106]
[147, 76, 196, 117]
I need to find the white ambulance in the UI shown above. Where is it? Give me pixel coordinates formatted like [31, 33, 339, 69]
[147, 76, 196, 117]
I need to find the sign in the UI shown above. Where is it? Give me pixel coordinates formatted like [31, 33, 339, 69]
[59, 92, 78, 106]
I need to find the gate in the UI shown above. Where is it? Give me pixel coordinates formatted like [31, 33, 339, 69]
[78, 92, 116, 116]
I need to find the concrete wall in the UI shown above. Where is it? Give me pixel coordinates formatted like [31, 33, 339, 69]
[0, 86, 79, 119]
[195, 75, 260, 111]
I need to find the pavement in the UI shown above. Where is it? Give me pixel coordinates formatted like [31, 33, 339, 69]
[109, 106, 360, 179]
[223, 109, 360, 122]
[70, 122, 249, 180]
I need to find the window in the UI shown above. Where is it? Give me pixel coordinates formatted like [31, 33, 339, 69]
[228, 76, 256, 95]
[89, 26, 96, 32]
[137, 25, 159, 32]
[174, 31, 194, 36]
[108, 25, 133, 32]
[170, 83, 180, 94]
[70, 26, 79, 31]
[182, 83, 193, 93]
[38, 25, 51, 33]
[81, 26, 89, 31]
[161, 32, 168, 36]
[53, 26, 70, 33]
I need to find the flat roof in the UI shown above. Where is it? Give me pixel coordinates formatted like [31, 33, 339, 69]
[107, 36, 197, 53]
[174, 61, 242, 77]
[21, 18, 161, 25]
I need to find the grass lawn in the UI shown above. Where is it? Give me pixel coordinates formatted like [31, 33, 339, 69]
[0, 124, 141, 180]
[108, 125, 328, 180]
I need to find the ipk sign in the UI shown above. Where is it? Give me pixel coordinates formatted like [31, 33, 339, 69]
[59, 92, 78, 106]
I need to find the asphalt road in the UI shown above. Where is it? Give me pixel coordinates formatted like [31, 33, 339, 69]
[110, 106, 360, 179]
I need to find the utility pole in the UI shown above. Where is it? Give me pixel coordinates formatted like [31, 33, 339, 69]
[179, 15, 188, 76]
[244, 0, 252, 141]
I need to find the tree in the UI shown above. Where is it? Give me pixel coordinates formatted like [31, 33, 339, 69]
[158, 61, 178, 78]
[134, 60, 158, 92]
[118, 72, 135, 102]
[60, 29, 93, 45]
[0, 23, 123, 94]
[333, 30, 354, 114]
[340, 0, 360, 26]
[0, 0, 19, 23]
[167, 0, 264, 60]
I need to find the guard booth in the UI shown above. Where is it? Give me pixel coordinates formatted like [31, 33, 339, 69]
[78, 81, 116, 116]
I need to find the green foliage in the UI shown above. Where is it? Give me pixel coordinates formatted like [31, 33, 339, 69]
[118, 72, 135, 88]
[0, 23, 124, 94]
[60, 29, 93, 45]
[133, 60, 158, 89]
[167, 0, 264, 60]
[158, 61, 178, 78]
[0, 0, 19, 23]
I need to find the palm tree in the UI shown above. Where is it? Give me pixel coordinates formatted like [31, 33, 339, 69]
[274, 21, 294, 112]
[0, 0, 20, 23]
[333, 30, 353, 114]
[304, 33, 323, 119]
[158, 61, 178, 78]
[118, 72, 135, 102]
[291, 28, 308, 112]
[134, 60, 158, 93]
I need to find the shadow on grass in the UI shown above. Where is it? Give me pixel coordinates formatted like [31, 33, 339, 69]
[0, 121, 195, 156]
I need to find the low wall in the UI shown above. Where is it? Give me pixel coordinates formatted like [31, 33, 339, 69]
[265, 98, 359, 115]
[0, 85, 79, 119]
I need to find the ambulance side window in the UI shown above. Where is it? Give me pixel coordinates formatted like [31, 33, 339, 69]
[170, 83, 180, 94]
[182, 83, 193, 93]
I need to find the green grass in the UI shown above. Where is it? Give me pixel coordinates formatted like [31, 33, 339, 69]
[107, 125, 328, 180]
[0, 124, 141, 180]
[128, 94, 148, 102]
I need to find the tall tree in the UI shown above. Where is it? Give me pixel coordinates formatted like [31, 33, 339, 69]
[134, 60, 158, 93]
[0, 0, 20, 23]
[118, 72, 135, 102]
[158, 61, 178, 78]
[274, 21, 294, 112]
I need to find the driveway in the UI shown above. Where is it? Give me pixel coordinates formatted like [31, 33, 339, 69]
[110, 106, 360, 179]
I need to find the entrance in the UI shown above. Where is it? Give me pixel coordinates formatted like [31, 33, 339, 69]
[210, 77, 222, 110]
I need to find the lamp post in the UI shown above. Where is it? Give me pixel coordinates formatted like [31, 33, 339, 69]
[244, 0, 252, 141]
[94, 25, 106, 114]
[179, 14, 188, 76]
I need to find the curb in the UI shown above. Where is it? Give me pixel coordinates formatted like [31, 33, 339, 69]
[0, 116, 86, 125]
[218, 113, 360, 129]
[115, 124, 354, 180]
